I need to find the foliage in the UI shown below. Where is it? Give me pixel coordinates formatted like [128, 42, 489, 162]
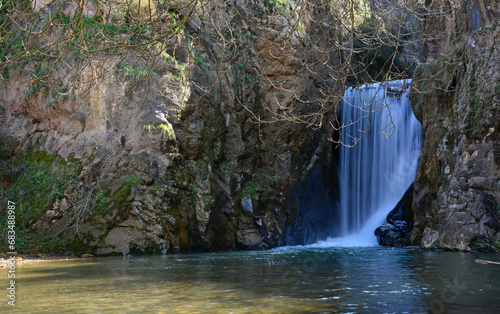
[472, 236, 500, 253]
[241, 172, 281, 198]
[189, 183, 198, 194]
[0, 0, 189, 108]
[0, 148, 83, 253]
[262, 0, 292, 16]
[90, 188, 113, 215]
[0, 0, 485, 147]
[0, 216, 67, 252]
[146, 123, 175, 137]
[109, 176, 144, 211]
[119, 64, 154, 79]
[156, 123, 174, 133]
[1, 151, 83, 227]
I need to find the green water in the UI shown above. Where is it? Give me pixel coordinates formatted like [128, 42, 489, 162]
[2, 247, 500, 313]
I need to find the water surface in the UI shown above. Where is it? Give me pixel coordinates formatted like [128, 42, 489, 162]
[2, 247, 500, 313]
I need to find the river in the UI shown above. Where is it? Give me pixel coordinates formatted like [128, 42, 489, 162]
[3, 246, 500, 313]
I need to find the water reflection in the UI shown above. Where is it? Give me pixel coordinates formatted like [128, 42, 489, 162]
[2, 248, 500, 312]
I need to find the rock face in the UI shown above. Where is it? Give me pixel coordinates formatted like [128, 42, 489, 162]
[0, 1, 341, 254]
[375, 183, 414, 247]
[410, 6, 500, 250]
[2, 1, 498, 255]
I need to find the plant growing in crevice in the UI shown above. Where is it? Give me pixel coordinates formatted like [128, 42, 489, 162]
[241, 172, 281, 198]
[3, 151, 83, 227]
[145, 123, 175, 137]
[119, 64, 155, 79]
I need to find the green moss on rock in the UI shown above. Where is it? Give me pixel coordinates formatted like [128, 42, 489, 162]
[5, 150, 84, 227]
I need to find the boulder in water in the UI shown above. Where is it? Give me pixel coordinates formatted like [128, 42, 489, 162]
[375, 183, 414, 247]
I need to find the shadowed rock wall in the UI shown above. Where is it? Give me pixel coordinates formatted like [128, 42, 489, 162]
[410, 2, 500, 250]
[0, 0, 342, 255]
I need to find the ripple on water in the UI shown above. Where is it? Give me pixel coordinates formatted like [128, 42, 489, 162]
[1, 247, 499, 312]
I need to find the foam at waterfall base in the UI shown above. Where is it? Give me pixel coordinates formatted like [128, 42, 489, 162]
[308, 235, 378, 248]
[308, 207, 390, 248]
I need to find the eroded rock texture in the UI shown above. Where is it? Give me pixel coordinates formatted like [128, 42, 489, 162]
[410, 7, 500, 250]
[0, 1, 340, 254]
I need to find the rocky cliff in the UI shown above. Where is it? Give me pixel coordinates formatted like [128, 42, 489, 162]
[1, 0, 498, 255]
[410, 5, 500, 250]
[0, 0, 341, 255]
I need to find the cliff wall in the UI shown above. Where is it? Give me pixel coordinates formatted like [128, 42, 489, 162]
[410, 4, 499, 250]
[2, 0, 498, 255]
[0, 0, 341, 255]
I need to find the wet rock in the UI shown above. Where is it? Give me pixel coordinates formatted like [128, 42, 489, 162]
[375, 223, 409, 247]
[421, 228, 440, 248]
[375, 183, 414, 247]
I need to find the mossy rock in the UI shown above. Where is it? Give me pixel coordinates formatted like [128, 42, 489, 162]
[0, 134, 19, 159]
[2, 149, 84, 228]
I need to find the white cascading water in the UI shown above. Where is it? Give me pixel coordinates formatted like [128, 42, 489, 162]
[311, 79, 423, 248]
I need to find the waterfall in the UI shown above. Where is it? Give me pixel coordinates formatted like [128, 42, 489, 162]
[317, 80, 423, 247]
